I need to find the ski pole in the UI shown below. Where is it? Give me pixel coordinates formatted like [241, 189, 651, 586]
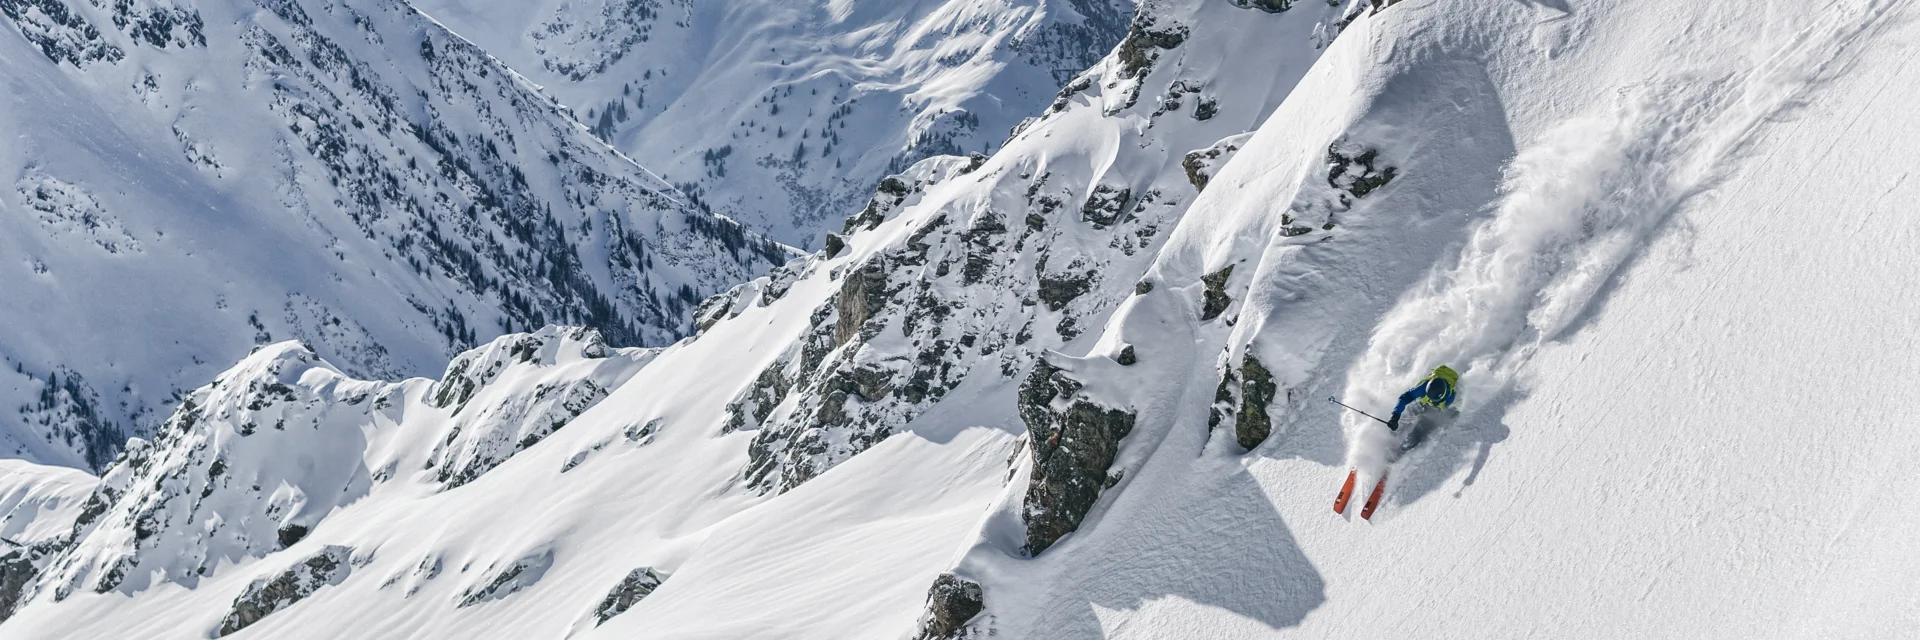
[1326, 396, 1389, 425]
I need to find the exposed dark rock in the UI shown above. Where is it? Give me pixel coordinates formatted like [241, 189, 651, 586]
[1236, 355, 1277, 449]
[1115, 345, 1137, 366]
[834, 258, 891, 347]
[1114, 14, 1188, 79]
[1019, 362, 1136, 556]
[1200, 264, 1235, 321]
[1134, 280, 1154, 295]
[1182, 137, 1245, 194]
[1327, 143, 1398, 200]
[1048, 76, 1094, 114]
[823, 233, 846, 259]
[218, 546, 352, 636]
[724, 362, 791, 433]
[434, 377, 610, 488]
[1208, 367, 1238, 430]
[1080, 185, 1132, 227]
[960, 153, 989, 174]
[457, 550, 553, 608]
[1192, 96, 1219, 121]
[592, 567, 665, 626]
[845, 176, 912, 232]
[276, 524, 309, 549]
[0, 538, 64, 622]
[914, 573, 985, 640]
[1037, 270, 1094, 312]
[1231, 0, 1294, 13]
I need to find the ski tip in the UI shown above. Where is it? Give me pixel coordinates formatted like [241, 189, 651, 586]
[1333, 469, 1358, 515]
[1359, 474, 1389, 521]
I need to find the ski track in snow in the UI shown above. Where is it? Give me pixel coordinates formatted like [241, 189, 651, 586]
[1342, 0, 1903, 476]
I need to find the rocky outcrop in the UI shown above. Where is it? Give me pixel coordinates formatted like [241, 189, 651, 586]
[834, 258, 893, 347]
[217, 545, 353, 636]
[0, 539, 64, 622]
[1327, 143, 1399, 201]
[1115, 12, 1189, 79]
[425, 328, 647, 490]
[34, 345, 384, 600]
[1200, 265, 1237, 321]
[1236, 355, 1278, 449]
[913, 573, 985, 640]
[1231, 0, 1294, 13]
[1019, 361, 1137, 556]
[1183, 133, 1253, 193]
[458, 550, 554, 608]
[22, 330, 649, 606]
[592, 567, 666, 626]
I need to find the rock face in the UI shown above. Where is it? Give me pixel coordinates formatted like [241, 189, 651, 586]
[217, 545, 354, 636]
[1183, 133, 1253, 193]
[0, 539, 63, 622]
[34, 344, 385, 600]
[1200, 265, 1237, 321]
[457, 549, 554, 608]
[705, 0, 1361, 499]
[424, 328, 648, 489]
[1018, 361, 1136, 556]
[1235, 355, 1278, 449]
[0, 0, 789, 472]
[914, 573, 985, 640]
[591, 567, 665, 626]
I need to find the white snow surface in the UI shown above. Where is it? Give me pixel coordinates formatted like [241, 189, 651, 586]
[405, 0, 1134, 245]
[4, 0, 1920, 638]
[0, 0, 787, 470]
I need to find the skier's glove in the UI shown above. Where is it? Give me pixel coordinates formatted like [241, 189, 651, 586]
[1386, 416, 1400, 431]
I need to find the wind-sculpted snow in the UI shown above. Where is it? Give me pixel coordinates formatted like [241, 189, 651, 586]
[0, 0, 786, 471]
[408, 0, 1134, 245]
[4, 0, 1913, 637]
[1339, 0, 1904, 471]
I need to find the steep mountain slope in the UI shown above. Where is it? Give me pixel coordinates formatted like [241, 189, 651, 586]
[6, 0, 1919, 638]
[955, 0, 1920, 636]
[405, 0, 1135, 245]
[0, 0, 787, 469]
[0, 0, 1367, 635]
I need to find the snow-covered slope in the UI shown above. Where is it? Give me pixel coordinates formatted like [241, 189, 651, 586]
[405, 0, 1135, 245]
[7, 0, 1920, 637]
[0, 0, 788, 469]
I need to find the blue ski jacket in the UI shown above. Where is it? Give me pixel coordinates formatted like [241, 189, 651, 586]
[1392, 377, 1455, 418]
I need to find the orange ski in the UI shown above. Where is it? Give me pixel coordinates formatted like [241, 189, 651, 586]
[1359, 473, 1389, 521]
[1333, 469, 1359, 514]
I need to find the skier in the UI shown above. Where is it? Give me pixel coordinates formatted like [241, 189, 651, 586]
[1386, 365, 1458, 432]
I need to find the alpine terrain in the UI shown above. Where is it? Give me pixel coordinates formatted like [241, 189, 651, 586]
[0, 0, 788, 469]
[405, 0, 1135, 245]
[2, 0, 1918, 638]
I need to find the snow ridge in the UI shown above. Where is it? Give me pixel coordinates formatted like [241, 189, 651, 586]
[408, 0, 1137, 245]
